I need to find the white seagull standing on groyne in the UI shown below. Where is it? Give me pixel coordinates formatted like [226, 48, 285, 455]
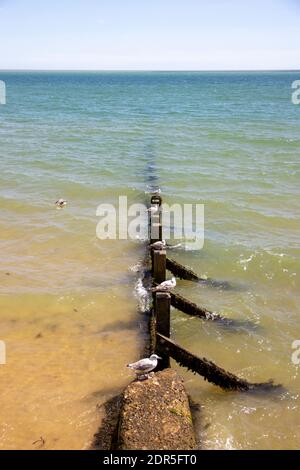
[127, 354, 162, 379]
[151, 276, 176, 292]
[146, 206, 159, 214]
[149, 240, 166, 250]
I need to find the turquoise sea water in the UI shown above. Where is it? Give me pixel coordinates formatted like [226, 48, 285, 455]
[0, 71, 299, 449]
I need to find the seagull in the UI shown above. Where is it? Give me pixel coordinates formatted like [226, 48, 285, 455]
[146, 206, 159, 214]
[127, 354, 162, 379]
[55, 198, 67, 209]
[149, 240, 166, 250]
[151, 276, 176, 292]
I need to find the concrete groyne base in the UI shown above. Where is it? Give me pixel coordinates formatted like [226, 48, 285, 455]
[117, 369, 197, 450]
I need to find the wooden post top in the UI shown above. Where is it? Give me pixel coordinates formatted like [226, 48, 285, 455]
[155, 291, 171, 300]
[151, 195, 162, 206]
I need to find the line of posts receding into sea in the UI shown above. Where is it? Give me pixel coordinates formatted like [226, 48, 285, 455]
[96, 194, 281, 450]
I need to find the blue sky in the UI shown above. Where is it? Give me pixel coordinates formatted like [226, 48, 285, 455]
[0, 0, 299, 70]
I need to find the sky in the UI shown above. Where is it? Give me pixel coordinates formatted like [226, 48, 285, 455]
[0, 0, 300, 70]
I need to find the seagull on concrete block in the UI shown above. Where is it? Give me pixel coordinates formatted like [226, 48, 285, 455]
[127, 354, 162, 379]
[151, 277, 176, 292]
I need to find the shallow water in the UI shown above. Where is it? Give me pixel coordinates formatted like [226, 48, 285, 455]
[0, 71, 299, 449]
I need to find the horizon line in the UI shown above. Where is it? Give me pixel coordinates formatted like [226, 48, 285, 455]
[0, 68, 300, 73]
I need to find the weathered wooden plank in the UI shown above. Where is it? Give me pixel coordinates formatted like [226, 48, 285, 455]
[170, 291, 257, 329]
[170, 291, 223, 321]
[157, 333, 280, 392]
[166, 257, 199, 281]
[166, 257, 235, 290]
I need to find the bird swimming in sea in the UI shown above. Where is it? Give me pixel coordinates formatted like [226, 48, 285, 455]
[149, 240, 166, 250]
[127, 354, 162, 379]
[55, 198, 67, 209]
[151, 276, 176, 292]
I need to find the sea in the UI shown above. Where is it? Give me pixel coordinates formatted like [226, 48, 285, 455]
[0, 71, 299, 449]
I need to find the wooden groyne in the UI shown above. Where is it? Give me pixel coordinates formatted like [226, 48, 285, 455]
[148, 195, 280, 392]
[113, 194, 198, 449]
[94, 193, 280, 451]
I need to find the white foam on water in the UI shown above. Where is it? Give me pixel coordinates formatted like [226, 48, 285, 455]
[129, 261, 143, 273]
[134, 278, 150, 313]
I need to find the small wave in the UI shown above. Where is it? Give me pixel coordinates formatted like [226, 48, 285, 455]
[265, 250, 285, 258]
[183, 243, 202, 252]
[239, 253, 256, 270]
[212, 434, 236, 450]
[129, 261, 143, 273]
[134, 278, 150, 313]
[144, 184, 161, 194]
[240, 406, 256, 415]
[224, 436, 236, 450]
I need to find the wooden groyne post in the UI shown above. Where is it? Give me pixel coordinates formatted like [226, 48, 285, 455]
[155, 292, 171, 369]
[149, 194, 162, 244]
[149, 196, 171, 369]
[115, 197, 196, 449]
[152, 249, 166, 284]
